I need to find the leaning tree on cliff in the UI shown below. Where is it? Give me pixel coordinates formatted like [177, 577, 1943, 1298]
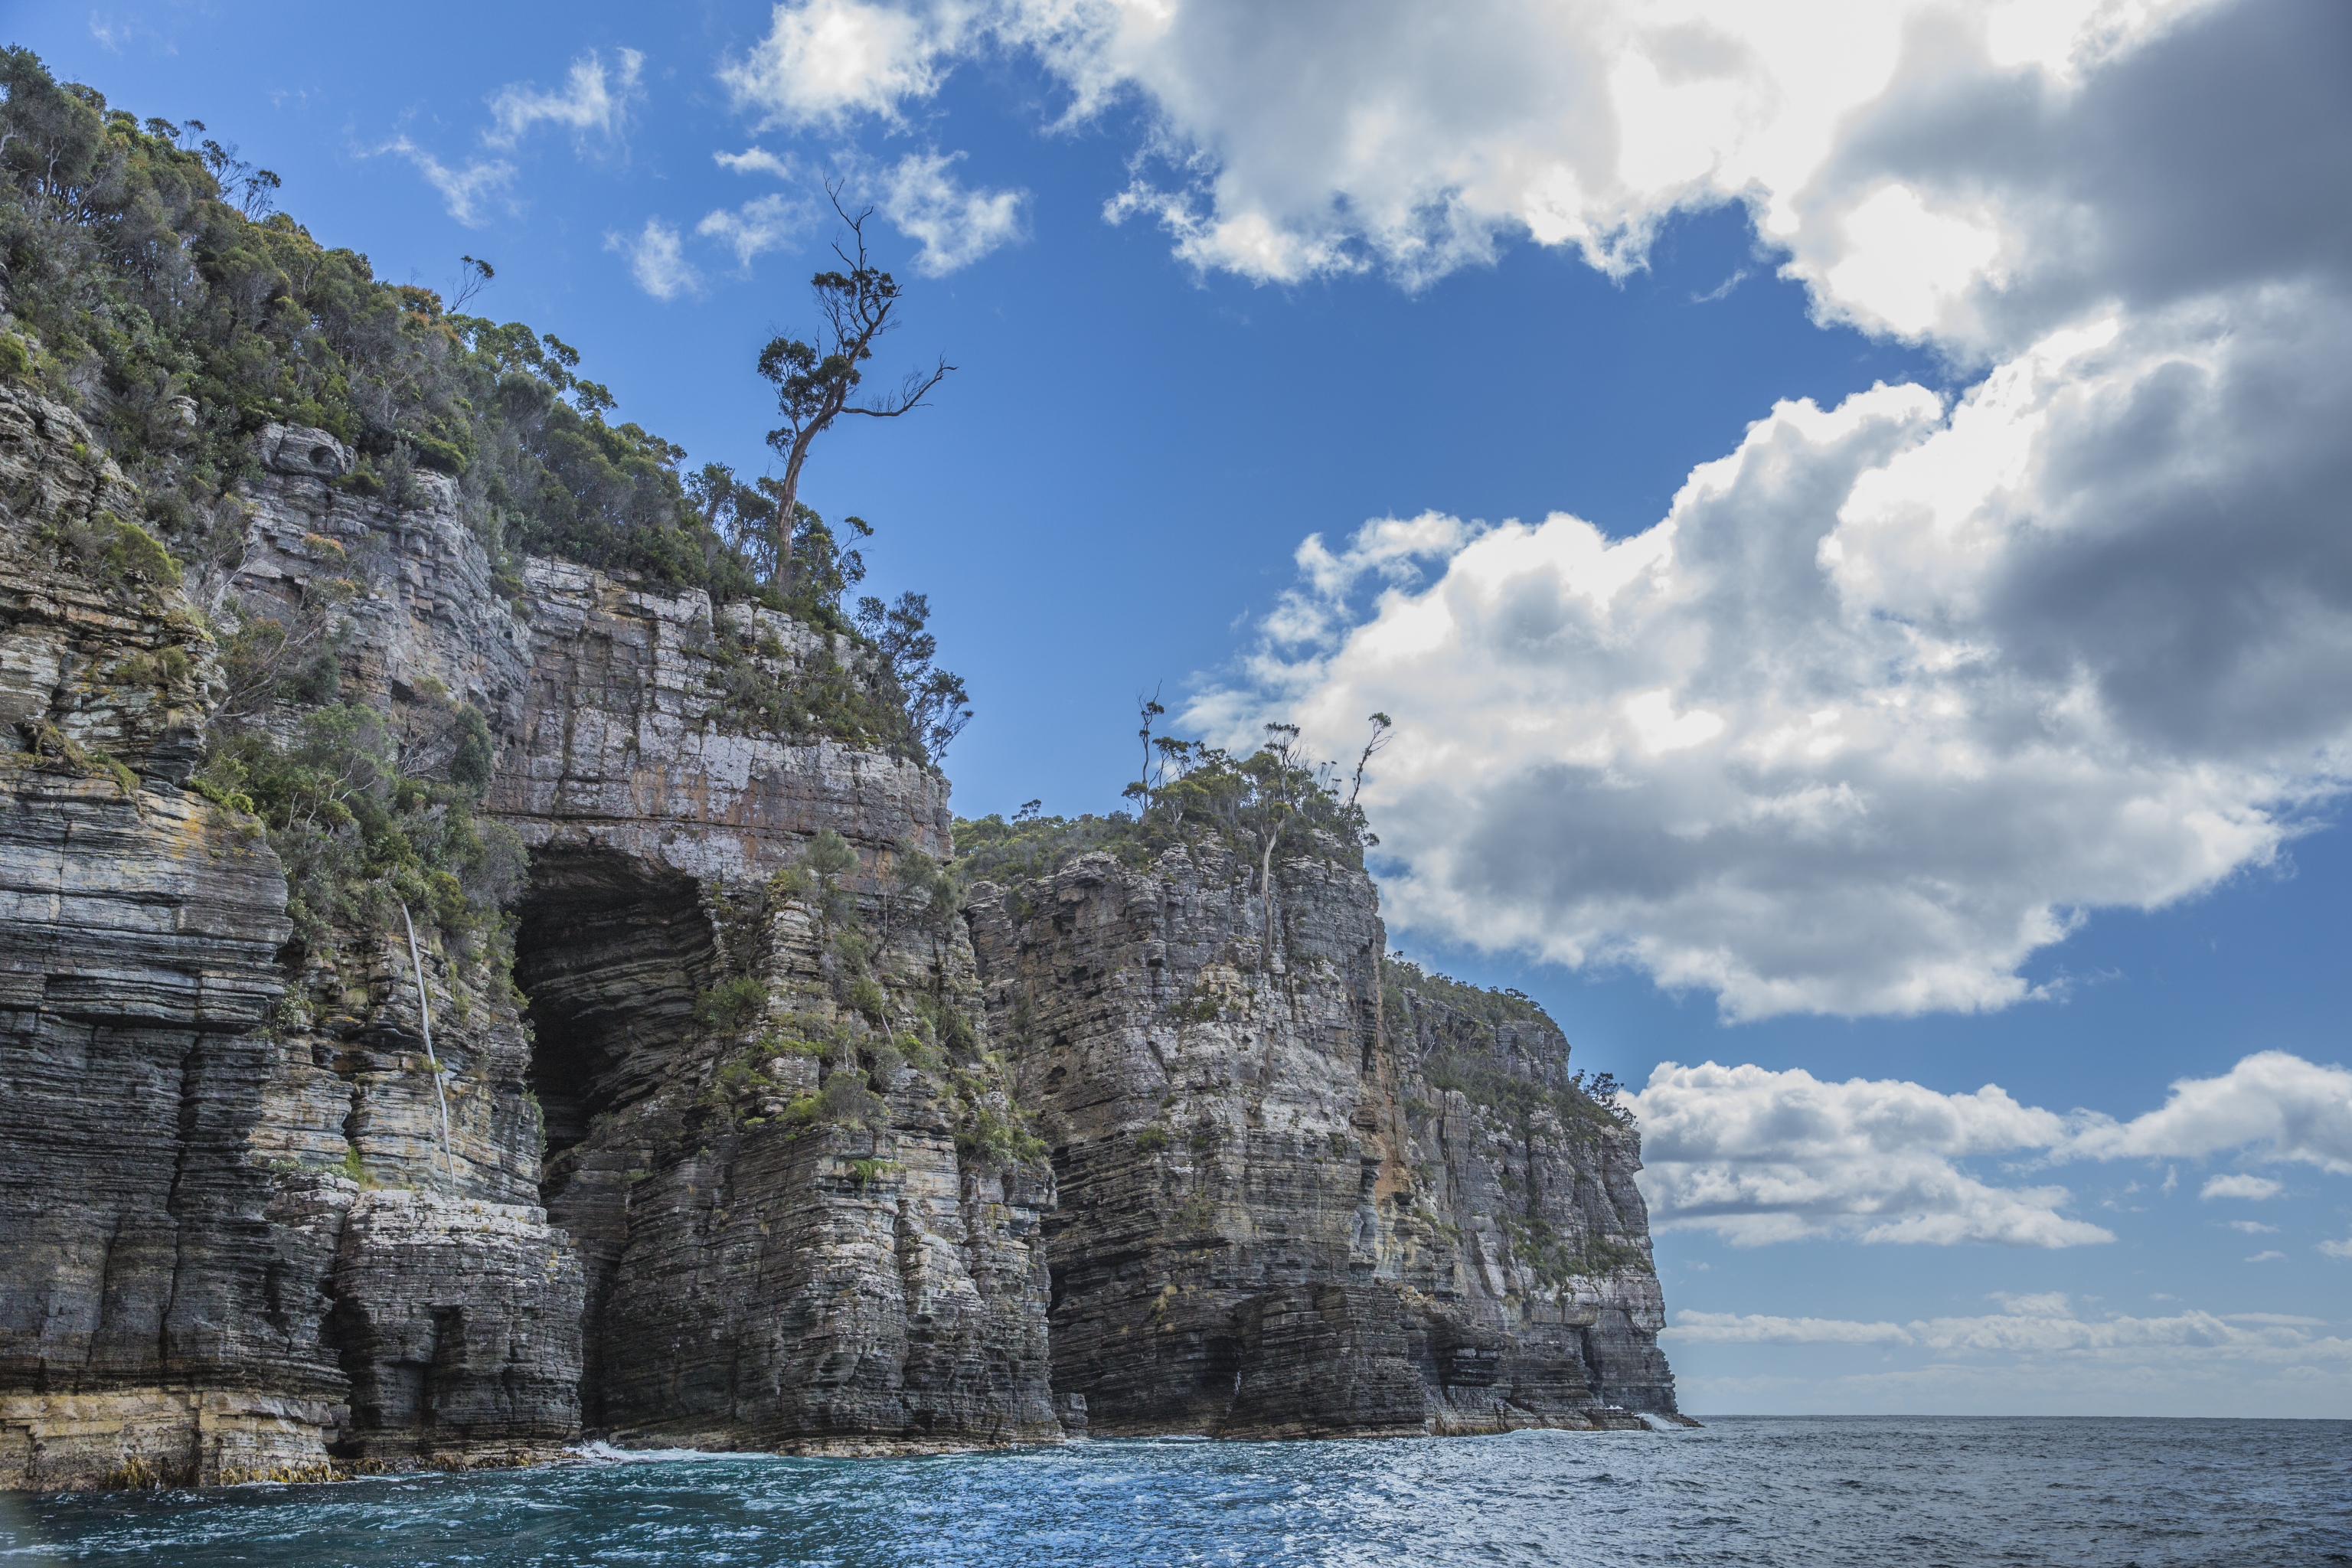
[750, 188, 953, 597]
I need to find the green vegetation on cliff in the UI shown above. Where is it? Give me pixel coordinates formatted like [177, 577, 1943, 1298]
[954, 717, 1384, 889]
[0, 47, 962, 762]
[1, 46, 979, 967]
[1384, 955, 1632, 1131]
[684, 827, 1045, 1169]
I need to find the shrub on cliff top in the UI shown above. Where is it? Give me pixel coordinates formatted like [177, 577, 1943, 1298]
[953, 730, 1374, 890]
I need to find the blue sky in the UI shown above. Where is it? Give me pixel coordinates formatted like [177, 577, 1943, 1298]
[20, 0, 2351, 1415]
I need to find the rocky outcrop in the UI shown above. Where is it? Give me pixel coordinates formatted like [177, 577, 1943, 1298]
[1, 381, 1674, 1491]
[487, 558, 1054, 1453]
[216, 418, 1059, 1455]
[491, 557, 952, 877]
[965, 841, 1679, 1437]
[327, 1189, 583, 1467]
[2, 391, 1056, 1487]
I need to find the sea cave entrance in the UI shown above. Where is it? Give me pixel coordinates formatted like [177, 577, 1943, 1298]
[511, 842, 720, 1425]
[511, 844, 716, 1192]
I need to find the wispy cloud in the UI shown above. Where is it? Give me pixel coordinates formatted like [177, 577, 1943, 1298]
[380, 137, 517, 227]
[87, 11, 173, 56]
[2203, 1173, 2285, 1201]
[715, 145, 798, 180]
[697, 194, 813, 271]
[486, 47, 644, 149]
[1668, 1295, 2351, 1362]
[606, 218, 699, 301]
[1691, 267, 1748, 303]
[876, 150, 1026, 276]
[381, 45, 641, 224]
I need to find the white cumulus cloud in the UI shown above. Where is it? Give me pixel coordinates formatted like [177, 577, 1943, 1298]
[1627, 1050, 2352, 1246]
[720, 0, 962, 129]
[1210, 291, 2352, 1017]
[1132, 0, 2352, 1018]
[1628, 1060, 2105, 1246]
[2070, 1052, 2352, 1175]
[985, 0, 2273, 314]
[606, 218, 701, 301]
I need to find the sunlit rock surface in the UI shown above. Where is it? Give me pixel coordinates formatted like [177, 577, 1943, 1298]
[967, 844, 1679, 1436]
[1, 386, 1671, 1492]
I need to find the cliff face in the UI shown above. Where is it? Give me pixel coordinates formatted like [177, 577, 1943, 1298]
[1, 384, 1673, 1492]
[1, 387, 352, 1490]
[488, 559, 1055, 1453]
[965, 841, 1677, 1437]
[0, 392, 1050, 1488]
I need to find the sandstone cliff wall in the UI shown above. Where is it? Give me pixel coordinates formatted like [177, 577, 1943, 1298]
[1, 383, 1674, 1491]
[0, 392, 1051, 1487]
[966, 841, 1678, 1437]
[485, 557, 1054, 1452]
[0, 391, 586, 1487]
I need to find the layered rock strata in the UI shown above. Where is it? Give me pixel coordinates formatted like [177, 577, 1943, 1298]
[965, 842, 1679, 1436]
[1, 382, 1674, 1490]
[487, 558, 1054, 1452]
[1, 392, 580, 1487]
[2, 391, 1055, 1486]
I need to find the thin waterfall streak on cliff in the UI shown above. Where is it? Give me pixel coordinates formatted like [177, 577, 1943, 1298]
[400, 901, 457, 1194]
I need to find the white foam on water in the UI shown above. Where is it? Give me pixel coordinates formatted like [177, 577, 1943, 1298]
[568, 1441, 773, 1465]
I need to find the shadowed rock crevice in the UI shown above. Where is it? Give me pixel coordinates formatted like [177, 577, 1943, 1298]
[514, 845, 716, 1177]
[510, 844, 719, 1429]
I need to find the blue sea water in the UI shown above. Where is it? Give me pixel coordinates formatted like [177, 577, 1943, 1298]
[2, 1418, 2347, 1567]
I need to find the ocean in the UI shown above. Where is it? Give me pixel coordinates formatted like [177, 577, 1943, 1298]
[2, 1417, 2346, 1567]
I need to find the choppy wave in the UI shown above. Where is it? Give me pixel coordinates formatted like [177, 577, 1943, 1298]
[6, 1417, 2347, 1566]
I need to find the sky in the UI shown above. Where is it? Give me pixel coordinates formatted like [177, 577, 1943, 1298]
[15, 0, 2352, 1416]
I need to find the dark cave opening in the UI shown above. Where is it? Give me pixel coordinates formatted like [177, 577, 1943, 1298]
[511, 844, 717, 1191]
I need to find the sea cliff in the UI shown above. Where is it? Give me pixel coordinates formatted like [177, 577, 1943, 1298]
[968, 842, 1674, 1437]
[0, 374, 1677, 1490]
[0, 45, 1689, 1491]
